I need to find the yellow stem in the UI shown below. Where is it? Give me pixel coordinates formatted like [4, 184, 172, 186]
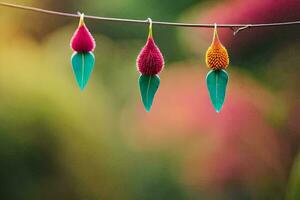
[79, 13, 85, 26]
[212, 23, 220, 45]
[148, 18, 153, 38]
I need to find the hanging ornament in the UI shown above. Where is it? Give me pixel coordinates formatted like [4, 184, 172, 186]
[70, 13, 96, 90]
[136, 18, 164, 112]
[205, 24, 229, 113]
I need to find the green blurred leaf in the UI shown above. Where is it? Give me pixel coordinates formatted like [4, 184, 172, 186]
[139, 75, 160, 112]
[71, 52, 95, 90]
[206, 69, 228, 112]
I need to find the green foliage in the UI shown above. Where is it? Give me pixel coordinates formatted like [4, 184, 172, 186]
[71, 52, 95, 90]
[139, 75, 160, 112]
[206, 69, 228, 112]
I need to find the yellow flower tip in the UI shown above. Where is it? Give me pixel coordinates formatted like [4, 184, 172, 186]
[205, 26, 229, 70]
[78, 13, 85, 27]
[148, 30, 153, 39]
[147, 18, 153, 39]
[212, 29, 221, 46]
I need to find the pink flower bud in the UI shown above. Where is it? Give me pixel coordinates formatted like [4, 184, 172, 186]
[70, 15, 95, 52]
[137, 37, 164, 75]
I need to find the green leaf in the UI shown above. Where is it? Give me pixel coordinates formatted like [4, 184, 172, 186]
[139, 75, 160, 112]
[71, 52, 95, 90]
[206, 69, 228, 113]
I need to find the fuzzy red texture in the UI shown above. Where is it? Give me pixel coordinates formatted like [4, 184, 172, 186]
[137, 37, 164, 75]
[70, 25, 95, 52]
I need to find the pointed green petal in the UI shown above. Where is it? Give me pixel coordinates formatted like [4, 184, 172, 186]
[206, 69, 228, 113]
[139, 75, 160, 112]
[71, 52, 95, 90]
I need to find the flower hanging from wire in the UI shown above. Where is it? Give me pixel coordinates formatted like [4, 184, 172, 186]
[70, 13, 96, 90]
[137, 18, 164, 112]
[205, 24, 229, 113]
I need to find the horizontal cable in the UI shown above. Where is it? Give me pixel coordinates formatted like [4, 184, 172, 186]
[0, 1, 300, 31]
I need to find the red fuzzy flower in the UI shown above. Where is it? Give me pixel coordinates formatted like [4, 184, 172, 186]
[70, 16, 95, 53]
[137, 37, 164, 75]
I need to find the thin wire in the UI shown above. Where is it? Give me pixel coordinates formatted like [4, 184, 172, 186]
[0, 1, 300, 30]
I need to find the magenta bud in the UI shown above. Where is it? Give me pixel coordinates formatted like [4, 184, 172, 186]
[136, 37, 164, 75]
[70, 20, 96, 53]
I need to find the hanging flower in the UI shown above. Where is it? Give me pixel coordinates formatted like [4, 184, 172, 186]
[70, 13, 96, 53]
[205, 24, 229, 113]
[136, 21, 164, 75]
[137, 18, 164, 112]
[70, 13, 96, 91]
[205, 25, 229, 70]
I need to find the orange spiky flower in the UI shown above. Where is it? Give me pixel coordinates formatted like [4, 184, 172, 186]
[205, 24, 229, 70]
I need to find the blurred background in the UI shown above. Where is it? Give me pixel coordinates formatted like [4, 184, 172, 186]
[0, 0, 300, 199]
